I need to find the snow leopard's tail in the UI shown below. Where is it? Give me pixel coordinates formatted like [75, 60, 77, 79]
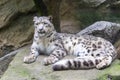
[52, 56, 112, 71]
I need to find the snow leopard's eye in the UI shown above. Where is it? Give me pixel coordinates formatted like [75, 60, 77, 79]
[36, 22, 40, 25]
[43, 22, 48, 25]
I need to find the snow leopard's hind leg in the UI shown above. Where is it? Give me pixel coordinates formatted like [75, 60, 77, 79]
[96, 56, 113, 69]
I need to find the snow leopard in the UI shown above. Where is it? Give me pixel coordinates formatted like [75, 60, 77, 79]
[23, 16, 117, 71]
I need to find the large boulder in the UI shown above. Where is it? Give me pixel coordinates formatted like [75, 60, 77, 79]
[81, 0, 106, 7]
[0, 0, 36, 57]
[0, 0, 37, 77]
[60, 0, 120, 34]
[0, 0, 35, 29]
[77, 21, 120, 44]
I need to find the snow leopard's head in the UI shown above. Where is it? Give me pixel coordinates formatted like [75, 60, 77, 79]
[33, 16, 55, 37]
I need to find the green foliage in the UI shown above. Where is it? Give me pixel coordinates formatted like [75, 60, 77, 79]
[75, 9, 120, 30]
[76, 10, 102, 29]
[95, 60, 120, 80]
[96, 74, 109, 80]
[96, 74, 120, 80]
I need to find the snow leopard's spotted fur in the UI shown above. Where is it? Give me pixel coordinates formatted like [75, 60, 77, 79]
[23, 16, 117, 70]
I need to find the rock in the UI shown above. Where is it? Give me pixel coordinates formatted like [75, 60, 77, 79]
[0, 0, 36, 50]
[60, 0, 84, 33]
[60, 0, 120, 34]
[0, 54, 15, 78]
[0, 0, 18, 29]
[0, 0, 35, 29]
[114, 40, 120, 59]
[1, 45, 120, 80]
[82, 0, 106, 7]
[0, 46, 18, 78]
[15, 0, 35, 13]
[110, 0, 120, 8]
[61, 20, 81, 33]
[0, 43, 15, 58]
[0, 14, 35, 48]
[77, 21, 120, 44]
[0, 1, 36, 75]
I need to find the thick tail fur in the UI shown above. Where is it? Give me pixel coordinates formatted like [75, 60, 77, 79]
[52, 56, 112, 71]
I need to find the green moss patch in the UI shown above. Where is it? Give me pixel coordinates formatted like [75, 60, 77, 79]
[95, 60, 120, 80]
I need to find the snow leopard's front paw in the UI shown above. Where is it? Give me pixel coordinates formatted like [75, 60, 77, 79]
[23, 54, 37, 64]
[43, 57, 59, 66]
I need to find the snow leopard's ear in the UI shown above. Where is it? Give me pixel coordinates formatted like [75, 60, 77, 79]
[48, 15, 53, 22]
[33, 16, 38, 22]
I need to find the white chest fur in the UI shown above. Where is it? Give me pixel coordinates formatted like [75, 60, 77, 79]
[36, 37, 56, 55]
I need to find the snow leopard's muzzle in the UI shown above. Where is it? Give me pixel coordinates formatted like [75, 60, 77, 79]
[37, 29, 46, 34]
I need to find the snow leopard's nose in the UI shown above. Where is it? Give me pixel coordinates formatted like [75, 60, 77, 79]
[39, 28, 43, 31]
[38, 26, 43, 32]
[38, 24, 44, 31]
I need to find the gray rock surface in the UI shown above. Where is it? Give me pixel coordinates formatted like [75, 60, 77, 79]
[82, 0, 106, 7]
[0, 0, 35, 29]
[1, 45, 120, 80]
[0, 0, 35, 50]
[77, 21, 120, 43]
[0, 0, 36, 76]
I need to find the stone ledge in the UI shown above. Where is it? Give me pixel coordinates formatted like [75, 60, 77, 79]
[1, 45, 120, 80]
